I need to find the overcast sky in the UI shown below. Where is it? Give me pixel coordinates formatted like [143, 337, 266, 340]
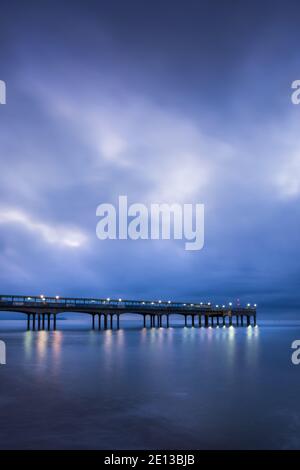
[0, 0, 300, 313]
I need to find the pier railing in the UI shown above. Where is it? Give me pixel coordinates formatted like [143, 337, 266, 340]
[0, 294, 256, 310]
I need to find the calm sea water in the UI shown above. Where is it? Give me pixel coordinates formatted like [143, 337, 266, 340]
[0, 318, 299, 449]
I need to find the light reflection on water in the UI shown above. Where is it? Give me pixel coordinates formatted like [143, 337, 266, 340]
[0, 321, 299, 450]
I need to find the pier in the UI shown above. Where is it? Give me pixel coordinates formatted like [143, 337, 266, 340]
[0, 295, 257, 331]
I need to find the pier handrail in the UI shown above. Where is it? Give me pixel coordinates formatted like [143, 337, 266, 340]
[0, 294, 257, 311]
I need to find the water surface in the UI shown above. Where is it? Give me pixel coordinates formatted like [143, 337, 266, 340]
[0, 319, 299, 449]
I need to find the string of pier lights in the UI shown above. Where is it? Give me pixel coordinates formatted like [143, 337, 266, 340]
[102, 298, 257, 309]
[36, 295, 257, 315]
[39, 294, 60, 302]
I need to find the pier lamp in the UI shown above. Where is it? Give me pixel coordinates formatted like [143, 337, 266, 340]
[216, 304, 219, 308]
[151, 302, 154, 305]
[168, 301, 171, 304]
[40, 295, 44, 299]
[208, 302, 211, 306]
[222, 305, 225, 308]
[183, 303, 186, 306]
[247, 303, 251, 307]
[229, 302, 232, 306]
[106, 298, 110, 302]
[190, 303, 194, 306]
[118, 298, 122, 302]
[55, 295, 59, 300]
[142, 302, 145, 305]
[158, 300, 161, 303]
[254, 304, 257, 307]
